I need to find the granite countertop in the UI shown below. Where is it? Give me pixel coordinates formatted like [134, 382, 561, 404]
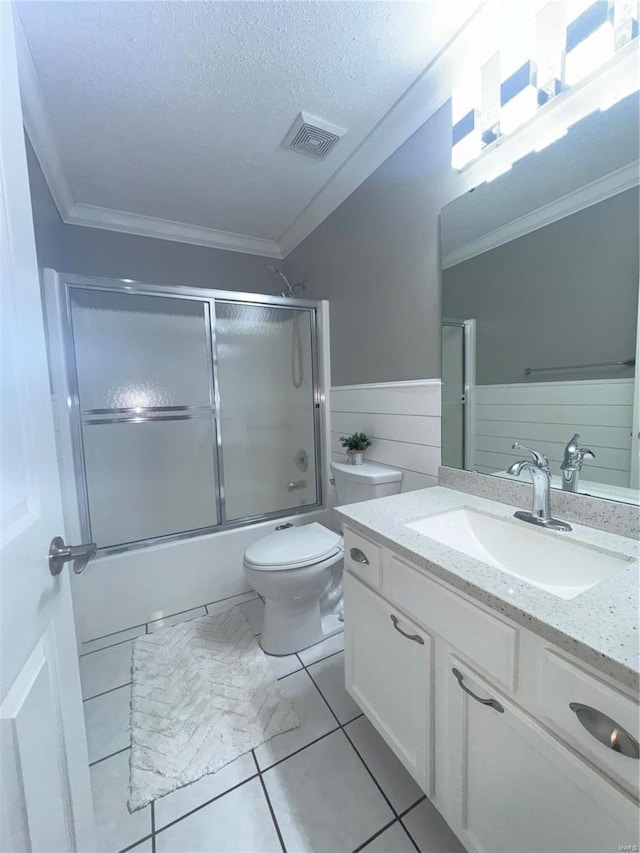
[335, 486, 640, 692]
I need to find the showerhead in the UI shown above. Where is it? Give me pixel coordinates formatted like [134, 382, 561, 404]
[265, 265, 307, 298]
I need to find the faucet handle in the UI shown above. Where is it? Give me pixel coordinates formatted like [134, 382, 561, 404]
[512, 442, 549, 470]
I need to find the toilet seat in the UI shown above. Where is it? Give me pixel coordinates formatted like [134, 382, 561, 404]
[244, 522, 342, 571]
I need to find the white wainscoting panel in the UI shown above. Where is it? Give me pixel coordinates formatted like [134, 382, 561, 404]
[473, 378, 634, 487]
[330, 380, 441, 496]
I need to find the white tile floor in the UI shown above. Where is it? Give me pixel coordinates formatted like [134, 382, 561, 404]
[81, 590, 465, 853]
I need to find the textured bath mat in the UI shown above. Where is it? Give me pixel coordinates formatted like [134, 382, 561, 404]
[128, 607, 300, 811]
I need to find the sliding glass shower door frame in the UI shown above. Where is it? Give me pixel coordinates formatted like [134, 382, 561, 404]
[56, 273, 325, 555]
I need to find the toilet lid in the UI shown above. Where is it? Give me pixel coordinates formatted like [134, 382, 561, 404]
[244, 523, 342, 571]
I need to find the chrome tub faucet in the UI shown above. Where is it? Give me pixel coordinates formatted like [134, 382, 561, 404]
[560, 433, 595, 493]
[507, 442, 572, 532]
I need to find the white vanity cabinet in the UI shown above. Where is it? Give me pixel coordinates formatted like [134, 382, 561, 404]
[344, 572, 433, 793]
[445, 657, 638, 853]
[342, 525, 640, 853]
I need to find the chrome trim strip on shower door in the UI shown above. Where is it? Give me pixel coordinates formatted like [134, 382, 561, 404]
[62, 281, 93, 542]
[309, 303, 323, 508]
[59, 272, 317, 309]
[208, 299, 226, 525]
[81, 405, 214, 416]
[82, 414, 208, 426]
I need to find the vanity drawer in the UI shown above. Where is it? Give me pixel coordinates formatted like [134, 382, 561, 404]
[539, 650, 639, 794]
[383, 553, 518, 691]
[344, 527, 382, 588]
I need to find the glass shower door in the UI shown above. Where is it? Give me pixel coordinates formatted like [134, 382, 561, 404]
[69, 287, 219, 548]
[215, 302, 318, 521]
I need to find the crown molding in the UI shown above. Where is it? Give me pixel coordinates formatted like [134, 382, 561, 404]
[65, 203, 283, 258]
[16, 12, 281, 259]
[17, 1, 503, 261]
[442, 160, 640, 269]
[14, 12, 74, 219]
[18, 0, 492, 261]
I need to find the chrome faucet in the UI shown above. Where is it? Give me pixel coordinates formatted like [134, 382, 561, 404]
[560, 433, 594, 493]
[507, 442, 571, 532]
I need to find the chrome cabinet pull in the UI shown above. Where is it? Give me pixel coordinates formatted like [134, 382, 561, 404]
[390, 614, 424, 645]
[569, 703, 639, 759]
[49, 536, 97, 576]
[349, 547, 369, 565]
[452, 667, 504, 713]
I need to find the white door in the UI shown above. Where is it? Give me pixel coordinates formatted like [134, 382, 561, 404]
[0, 5, 95, 851]
[344, 573, 432, 793]
[446, 658, 639, 853]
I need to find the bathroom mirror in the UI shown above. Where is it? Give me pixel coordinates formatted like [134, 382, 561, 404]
[440, 92, 639, 505]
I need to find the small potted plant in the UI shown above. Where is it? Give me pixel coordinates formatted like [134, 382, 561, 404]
[340, 432, 372, 466]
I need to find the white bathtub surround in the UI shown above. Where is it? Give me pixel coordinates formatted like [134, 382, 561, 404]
[329, 380, 441, 507]
[129, 608, 299, 811]
[335, 486, 639, 690]
[439, 465, 640, 539]
[71, 507, 329, 644]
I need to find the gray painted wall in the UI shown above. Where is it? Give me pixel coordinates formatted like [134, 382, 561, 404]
[285, 93, 639, 388]
[26, 140, 284, 295]
[25, 137, 66, 272]
[284, 103, 471, 387]
[442, 188, 639, 385]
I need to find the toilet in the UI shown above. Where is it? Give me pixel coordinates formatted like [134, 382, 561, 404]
[243, 461, 402, 655]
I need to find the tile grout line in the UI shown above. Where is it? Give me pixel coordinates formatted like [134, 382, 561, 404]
[252, 750, 288, 853]
[299, 657, 400, 821]
[118, 833, 154, 853]
[80, 636, 141, 657]
[350, 816, 398, 853]
[274, 646, 344, 682]
[152, 773, 260, 838]
[260, 726, 341, 773]
[150, 801, 156, 853]
[83, 681, 132, 703]
[351, 796, 428, 853]
[398, 795, 428, 853]
[89, 745, 131, 768]
[82, 622, 146, 645]
[399, 817, 423, 853]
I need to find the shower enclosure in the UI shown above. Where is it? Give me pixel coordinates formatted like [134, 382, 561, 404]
[49, 274, 323, 554]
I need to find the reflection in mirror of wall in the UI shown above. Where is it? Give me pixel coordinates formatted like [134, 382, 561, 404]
[441, 92, 639, 506]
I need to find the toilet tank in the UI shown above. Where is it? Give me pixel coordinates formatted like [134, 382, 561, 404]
[330, 461, 403, 506]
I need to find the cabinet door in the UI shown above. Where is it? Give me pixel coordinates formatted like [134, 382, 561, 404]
[344, 572, 432, 793]
[447, 658, 639, 853]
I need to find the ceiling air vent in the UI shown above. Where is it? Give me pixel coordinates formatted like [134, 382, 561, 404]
[283, 112, 347, 160]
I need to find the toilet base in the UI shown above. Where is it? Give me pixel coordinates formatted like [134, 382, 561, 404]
[260, 601, 344, 657]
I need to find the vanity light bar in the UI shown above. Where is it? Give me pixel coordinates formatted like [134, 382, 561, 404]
[451, 0, 639, 172]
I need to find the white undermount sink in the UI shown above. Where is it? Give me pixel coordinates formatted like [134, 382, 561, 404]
[404, 508, 633, 600]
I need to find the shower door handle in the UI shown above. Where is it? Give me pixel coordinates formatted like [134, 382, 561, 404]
[49, 536, 97, 576]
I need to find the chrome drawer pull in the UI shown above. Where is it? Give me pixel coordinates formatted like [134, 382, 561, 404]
[349, 547, 369, 565]
[452, 668, 504, 713]
[390, 615, 424, 645]
[569, 703, 639, 759]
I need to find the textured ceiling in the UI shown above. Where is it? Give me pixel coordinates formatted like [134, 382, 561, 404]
[17, 0, 478, 242]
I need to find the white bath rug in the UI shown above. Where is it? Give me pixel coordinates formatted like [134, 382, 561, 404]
[128, 607, 299, 812]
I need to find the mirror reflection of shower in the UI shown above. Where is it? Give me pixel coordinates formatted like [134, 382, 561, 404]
[267, 265, 307, 389]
